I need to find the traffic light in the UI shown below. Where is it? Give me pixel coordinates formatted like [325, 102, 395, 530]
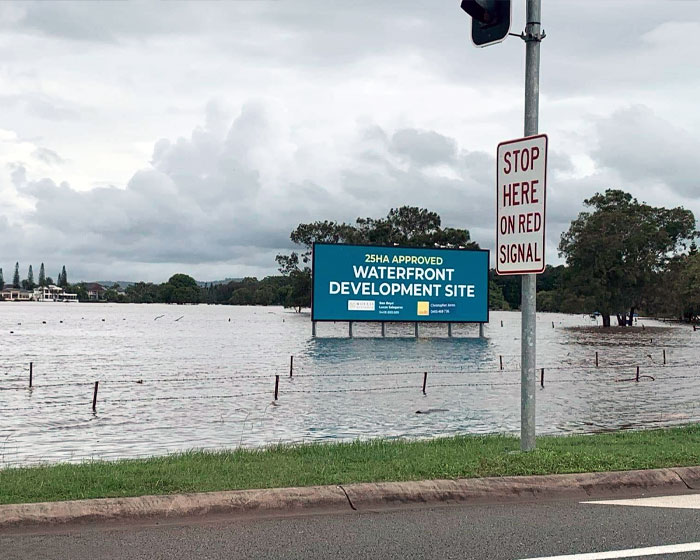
[460, 0, 511, 47]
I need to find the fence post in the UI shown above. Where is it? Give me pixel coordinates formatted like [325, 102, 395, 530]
[29, 361, 33, 388]
[289, 355, 294, 378]
[92, 381, 99, 412]
[540, 367, 544, 388]
[422, 372, 428, 395]
[274, 375, 280, 400]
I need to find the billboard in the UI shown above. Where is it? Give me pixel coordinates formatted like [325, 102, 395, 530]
[312, 244, 489, 323]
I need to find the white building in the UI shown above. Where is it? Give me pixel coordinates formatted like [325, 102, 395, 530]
[33, 285, 79, 302]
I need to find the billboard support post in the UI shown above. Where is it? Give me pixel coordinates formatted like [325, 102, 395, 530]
[414, 322, 419, 338]
[521, 0, 543, 452]
[349, 321, 353, 338]
[381, 322, 386, 337]
[447, 323, 452, 338]
[479, 322, 485, 339]
[312, 321, 316, 337]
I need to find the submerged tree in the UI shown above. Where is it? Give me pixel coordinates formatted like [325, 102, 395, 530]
[559, 189, 696, 327]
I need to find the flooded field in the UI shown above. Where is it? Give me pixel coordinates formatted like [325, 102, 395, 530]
[1, 303, 699, 467]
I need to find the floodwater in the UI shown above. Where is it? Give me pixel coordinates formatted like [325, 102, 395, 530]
[1, 303, 699, 467]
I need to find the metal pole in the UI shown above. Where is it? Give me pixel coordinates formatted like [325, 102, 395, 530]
[521, 0, 542, 452]
[414, 322, 419, 338]
[381, 322, 385, 337]
[349, 321, 353, 338]
[479, 322, 485, 338]
[447, 322, 452, 338]
[312, 321, 316, 337]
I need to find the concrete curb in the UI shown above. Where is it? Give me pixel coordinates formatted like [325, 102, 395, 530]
[1, 467, 698, 528]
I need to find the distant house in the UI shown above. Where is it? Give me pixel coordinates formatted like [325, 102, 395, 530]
[33, 285, 78, 302]
[85, 283, 106, 301]
[1, 287, 34, 301]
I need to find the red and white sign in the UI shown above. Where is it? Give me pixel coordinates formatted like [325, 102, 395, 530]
[496, 134, 548, 275]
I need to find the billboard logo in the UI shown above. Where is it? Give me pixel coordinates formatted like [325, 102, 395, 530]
[348, 300, 375, 311]
[417, 301, 429, 316]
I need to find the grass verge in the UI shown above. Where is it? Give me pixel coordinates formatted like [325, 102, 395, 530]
[2, 425, 699, 505]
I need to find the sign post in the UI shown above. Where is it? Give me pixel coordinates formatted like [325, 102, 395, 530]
[462, 0, 546, 452]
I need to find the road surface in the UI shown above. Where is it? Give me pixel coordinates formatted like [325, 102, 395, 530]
[3, 492, 700, 559]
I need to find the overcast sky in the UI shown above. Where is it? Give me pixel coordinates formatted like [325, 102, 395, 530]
[1, 1, 699, 282]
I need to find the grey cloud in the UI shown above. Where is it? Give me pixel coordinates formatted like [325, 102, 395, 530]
[391, 129, 457, 166]
[0, 94, 83, 122]
[32, 147, 64, 165]
[592, 105, 700, 198]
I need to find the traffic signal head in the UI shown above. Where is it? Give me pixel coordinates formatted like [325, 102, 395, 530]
[460, 0, 511, 47]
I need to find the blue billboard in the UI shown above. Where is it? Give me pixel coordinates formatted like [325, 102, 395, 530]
[312, 244, 489, 323]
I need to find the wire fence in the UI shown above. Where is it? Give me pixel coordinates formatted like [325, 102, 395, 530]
[2, 350, 700, 411]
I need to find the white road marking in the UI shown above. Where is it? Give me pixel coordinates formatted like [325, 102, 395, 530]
[582, 493, 700, 510]
[519, 541, 700, 559]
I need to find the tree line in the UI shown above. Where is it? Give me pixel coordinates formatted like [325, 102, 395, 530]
[275, 196, 699, 324]
[4, 192, 698, 323]
[0, 263, 68, 291]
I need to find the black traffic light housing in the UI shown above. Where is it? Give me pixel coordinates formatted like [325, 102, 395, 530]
[460, 0, 511, 47]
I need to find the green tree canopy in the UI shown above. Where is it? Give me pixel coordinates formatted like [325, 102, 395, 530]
[276, 206, 481, 311]
[558, 189, 696, 326]
[39, 263, 46, 287]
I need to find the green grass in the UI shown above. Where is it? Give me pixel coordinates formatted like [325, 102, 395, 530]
[2, 425, 700, 505]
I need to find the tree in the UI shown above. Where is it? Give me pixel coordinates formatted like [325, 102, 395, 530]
[27, 265, 35, 290]
[0, 268, 4, 290]
[160, 273, 200, 304]
[13, 262, 20, 288]
[559, 189, 696, 327]
[39, 263, 46, 287]
[275, 206, 480, 310]
[58, 266, 68, 288]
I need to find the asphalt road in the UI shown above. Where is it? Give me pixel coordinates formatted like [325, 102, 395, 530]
[3, 493, 700, 560]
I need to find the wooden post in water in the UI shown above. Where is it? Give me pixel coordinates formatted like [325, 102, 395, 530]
[540, 368, 544, 388]
[29, 362, 33, 388]
[595, 351, 599, 368]
[499, 355, 503, 371]
[663, 349, 666, 365]
[422, 372, 428, 395]
[92, 381, 99, 412]
[289, 355, 294, 378]
[636, 366, 640, 383]
[274, 375, 279, 400]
